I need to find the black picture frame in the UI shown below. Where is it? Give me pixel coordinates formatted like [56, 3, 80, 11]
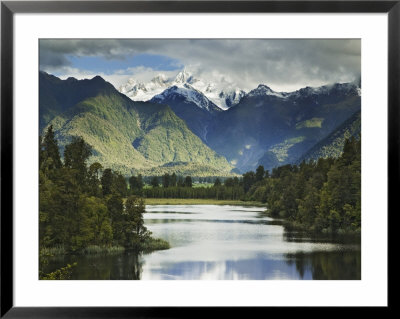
[1, 0, 395, 317]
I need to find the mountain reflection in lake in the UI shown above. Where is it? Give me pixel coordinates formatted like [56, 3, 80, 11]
[45, 205, 361, 280]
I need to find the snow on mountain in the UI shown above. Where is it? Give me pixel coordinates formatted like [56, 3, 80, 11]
[151, 83, 222, 113]
[119, 68, 361, 111]
[174, 69, 195, 84]
[200, 83, 246, 110]
[218, 89, 247, 108]
[247, 84, 289, 99]
[288, 82, 360, 100]
[119, 74, 170, 102]
[246, 82, 360, 101]
[118, 69, 246, 110]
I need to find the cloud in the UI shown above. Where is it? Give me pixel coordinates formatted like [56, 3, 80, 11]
[39, 39, 360, 92]
[49, 65, 180, 90]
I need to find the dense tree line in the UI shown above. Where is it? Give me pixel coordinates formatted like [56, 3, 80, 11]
[129, 137, 361, 233]
[136, 173, 244, 200]
[141, 175, 229, 185]
[39, 126, 166, 255]
[143, 184, 245, 200]
[41, 123, 360, 245]
[246, 137, 361, 233]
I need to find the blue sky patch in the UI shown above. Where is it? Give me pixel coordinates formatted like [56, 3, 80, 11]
[66, 53, 182, 75]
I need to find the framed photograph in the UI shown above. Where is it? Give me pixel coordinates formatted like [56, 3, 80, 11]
[1, 0, 395, 316]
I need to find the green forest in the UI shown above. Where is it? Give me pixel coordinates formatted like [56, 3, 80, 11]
[246, 136, 361, 233]
[132, 137, 361, 233]
[39, 125, 169, 279]
[39, 125, 360, 278]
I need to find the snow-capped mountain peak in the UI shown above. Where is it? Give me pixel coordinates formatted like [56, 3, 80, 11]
[174, 69, 193, 84]
[290, 82, 360, 99]
[216, 88, 247, 108]
[118, 69, 247, 109]
[151, 83, 222, 113]
[119, 74, 170, 101]
[248, 84, 288, 98]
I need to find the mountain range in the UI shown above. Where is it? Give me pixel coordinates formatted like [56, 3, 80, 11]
[39, 71, 233, 176]
[40, 70, 361, 176]
[119, 69, 246, 110]
[206, 82, 361, 172]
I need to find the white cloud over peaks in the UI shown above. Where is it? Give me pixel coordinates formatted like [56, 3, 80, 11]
[40, 39, 361, 92]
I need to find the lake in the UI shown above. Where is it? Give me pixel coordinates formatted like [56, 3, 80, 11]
[45, 205, 361, 280]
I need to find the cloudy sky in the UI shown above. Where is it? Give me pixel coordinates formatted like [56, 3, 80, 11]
[39, 39, 361, 92]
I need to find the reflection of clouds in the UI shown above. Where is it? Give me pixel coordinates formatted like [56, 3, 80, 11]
[145, 205, 269, 222]
[139, 205, 352, 280]
[140, 258, 313, 280]
[140, 240, 339, 280]
[142, 240, 340, 265]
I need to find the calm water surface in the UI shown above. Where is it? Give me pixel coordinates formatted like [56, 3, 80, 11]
[46, 205, 361, 280]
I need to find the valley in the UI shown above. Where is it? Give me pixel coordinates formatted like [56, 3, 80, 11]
[38, 39, 363, 282]
[40, 70, 361, 176]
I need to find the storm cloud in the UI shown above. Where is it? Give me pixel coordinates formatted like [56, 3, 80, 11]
[40, 39, 361, 92]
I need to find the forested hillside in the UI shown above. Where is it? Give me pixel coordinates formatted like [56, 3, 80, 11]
[40, 72, 234, 176]
[247, 137, 361, 233]
[41, 72, 361, 176]
[298, 110, 361, 162]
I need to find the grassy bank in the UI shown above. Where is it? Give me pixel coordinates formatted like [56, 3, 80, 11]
[40, 238, 170, 257]
[81, 245, 125, 255]
[140, 237, 170, 252]
[40, 245, 126, 256]
[144, 198, 266, 206]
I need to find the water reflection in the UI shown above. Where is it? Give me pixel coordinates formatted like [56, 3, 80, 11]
[44, 251, 143, 280]
[45, 205, 361, 280]
[285, 251, 361, 280]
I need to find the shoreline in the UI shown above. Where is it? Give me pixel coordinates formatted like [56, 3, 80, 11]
[144, 198, 266, 207]
[262, 210, 361, 236]
[40, 236, 170, 258]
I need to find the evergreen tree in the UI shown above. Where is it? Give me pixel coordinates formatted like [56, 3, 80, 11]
[162, 173, 170, 188]
[88, 162, 103, 197]
[151, 176, 159, 188]
[101, 168, 114, 196]
[124, 196, 149, 248]
[214, 178, 222, 187]
[64, 136, 92, 186]
[106, 194, 124, 245]
[114, 173, 127, 197]
[129, 174, 144, 195]
[170, 173, 177, 187]
[184, 176, 192, 187]
[224, 178, 233, 187]
[242, 171, 256, 192]
[41, 125, 62, 171]
[255, 165, 265, 182]
[89, 162, 103, 180]
[177, 176, 184, 187]
[137, 174, 144, 190]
